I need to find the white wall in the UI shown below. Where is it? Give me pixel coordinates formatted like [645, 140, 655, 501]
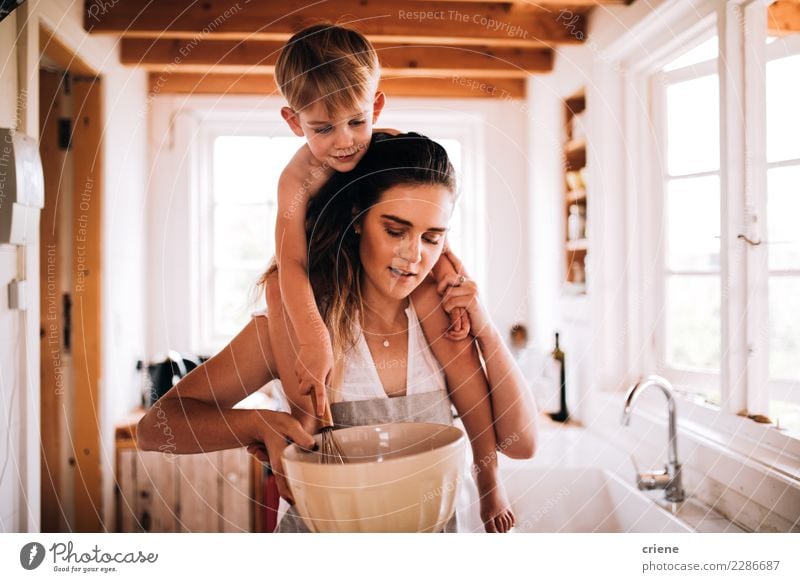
[526, 44, 597, 419]
[524, 0, 675, 420]
[0, 9, 32, 534]
[146, 94, 530, 359]
[96, 53, 149, 536]
[0, 0, 148, 532]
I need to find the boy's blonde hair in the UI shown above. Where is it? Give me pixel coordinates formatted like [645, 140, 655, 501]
[275, 23, 380, 117]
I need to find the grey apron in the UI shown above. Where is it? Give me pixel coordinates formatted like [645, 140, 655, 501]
[276, 389, 459, 533]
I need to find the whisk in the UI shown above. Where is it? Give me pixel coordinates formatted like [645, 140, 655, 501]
[312, 392, 346, 464]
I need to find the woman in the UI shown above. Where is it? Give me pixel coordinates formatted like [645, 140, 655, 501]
[137, 133, 537, 532]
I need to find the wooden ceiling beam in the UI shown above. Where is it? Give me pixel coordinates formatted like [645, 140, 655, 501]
[406, 0, 626, 4]
[85, 0, 587, 47]
[383, 74, 526, 98]
[147, 72, 526, 99]
[768, 0, 800, 35]
[121, 38, 553, 76]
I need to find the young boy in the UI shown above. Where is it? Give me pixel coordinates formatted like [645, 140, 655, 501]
[266, 23, 515, 532]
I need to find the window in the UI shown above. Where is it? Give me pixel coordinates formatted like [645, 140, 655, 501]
[648, 9, 800, 434]
[655, 35, 722, 402]
[197, 128, 304, 353]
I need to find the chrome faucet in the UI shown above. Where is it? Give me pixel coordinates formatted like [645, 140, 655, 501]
[621, 375, 685, 502]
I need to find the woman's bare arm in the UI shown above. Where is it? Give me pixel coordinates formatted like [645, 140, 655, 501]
[473, 327, 538, 458]
[434, 251, 539, 459]
[136, 316, 315, 501]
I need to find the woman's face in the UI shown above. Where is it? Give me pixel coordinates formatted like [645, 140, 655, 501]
[358, 183, 454, 302]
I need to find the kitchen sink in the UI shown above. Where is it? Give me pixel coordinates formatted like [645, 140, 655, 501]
[457, 466, 692, 533]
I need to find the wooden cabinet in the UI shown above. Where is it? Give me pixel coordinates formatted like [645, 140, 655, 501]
[563, 90, 588, 294]
[115, 413, 269, 532]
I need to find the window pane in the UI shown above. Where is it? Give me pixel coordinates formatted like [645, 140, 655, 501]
[213, 136, 303, 204]
[666, 75, 720, 176]
[213, 268, 260, 337]
[208, 134, 301, 348]
[663, 36, 718, 72]
[766, 54, 800, 163]
[666, 275, 720, 370]
[769, 276, 800, 382]
[767, 165, 800, 271]
[666, 176, 720, 271]
[213, 203, 272, 267]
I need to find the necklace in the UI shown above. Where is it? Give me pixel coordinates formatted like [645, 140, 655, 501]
[364, 328, 403, 348]
[361, 302, 408, 348]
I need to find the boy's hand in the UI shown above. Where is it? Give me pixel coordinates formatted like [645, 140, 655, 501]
[433, 247, 472, 340]
[294, 343, 333, 417]
[436, 254, 492, 341]
[449, 307, 471, 341]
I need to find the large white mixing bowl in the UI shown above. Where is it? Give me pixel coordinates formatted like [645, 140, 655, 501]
[282, 422, 466, 532]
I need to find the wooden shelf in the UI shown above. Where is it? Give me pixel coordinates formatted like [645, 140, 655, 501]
[562, 88, 588, 292]
[564, 282, 587, 295]
[565, 93, 586, 114]
[564, 137, 586, 155]
[566, 238, 588, 252]
[566, 188, 587, 203]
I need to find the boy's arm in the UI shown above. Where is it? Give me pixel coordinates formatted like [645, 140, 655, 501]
[275, 146, 334, 412]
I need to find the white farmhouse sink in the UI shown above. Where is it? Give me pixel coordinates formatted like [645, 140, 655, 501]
[458, 466, 692, 533]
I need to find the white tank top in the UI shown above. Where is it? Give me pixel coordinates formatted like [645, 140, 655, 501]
[252, 299, 447, 404]
[335, 300, 447, 403]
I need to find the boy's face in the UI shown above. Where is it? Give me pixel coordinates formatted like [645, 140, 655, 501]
[282, 91, 385, 172]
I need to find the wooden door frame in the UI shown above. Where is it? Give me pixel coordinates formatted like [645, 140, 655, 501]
[39, 24, 104, 532]
[38, 67, 67, 533]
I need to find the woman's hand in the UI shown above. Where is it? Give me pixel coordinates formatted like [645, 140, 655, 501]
[247, 410, 316, 504]
[435, 249, 493, 340]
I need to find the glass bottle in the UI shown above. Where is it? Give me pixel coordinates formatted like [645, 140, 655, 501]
[567, 204, 585, 240]
[548, 332, 570, 423]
